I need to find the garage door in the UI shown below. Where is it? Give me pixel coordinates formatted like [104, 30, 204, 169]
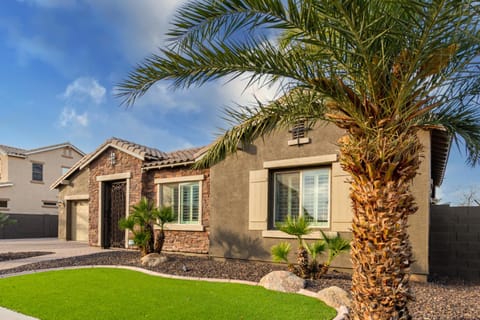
[70, 200, 89, 241]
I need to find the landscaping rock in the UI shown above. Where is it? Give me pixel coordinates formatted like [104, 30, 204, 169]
[317, 286, 351, 309]
[259, 271, 306, 293]
[140, 253, 168, 267]
[332, 305, 349, 320]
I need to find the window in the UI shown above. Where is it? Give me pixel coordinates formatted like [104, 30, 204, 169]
[32, 163, 43, 182]
[42, 200, 57, 208]
[160, 182, 200, 224]
[273, 168, 330, 227]
[0, 199, 8, 208]
[62, 167, 70, 175]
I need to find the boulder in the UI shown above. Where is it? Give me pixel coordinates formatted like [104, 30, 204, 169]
[259, 271, 306, 293]
[140, 253, 168, 267]
[317, 286, 351, 309]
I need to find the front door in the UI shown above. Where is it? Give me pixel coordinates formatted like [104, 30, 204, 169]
[102, 180, 126, 248]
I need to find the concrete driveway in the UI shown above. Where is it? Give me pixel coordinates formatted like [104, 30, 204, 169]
[0, 238, 105, 271]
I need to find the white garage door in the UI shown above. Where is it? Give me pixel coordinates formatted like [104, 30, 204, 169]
[70, 200, 89, 242]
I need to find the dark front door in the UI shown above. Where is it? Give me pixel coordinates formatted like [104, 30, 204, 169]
[102, 180, 126, 248]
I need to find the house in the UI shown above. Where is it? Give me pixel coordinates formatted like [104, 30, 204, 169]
[52, 124, 450, 280]
[0, 142, 84, 238]
[51, 138, 209, 253]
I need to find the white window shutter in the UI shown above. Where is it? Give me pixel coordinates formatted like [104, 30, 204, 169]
[248, 169, 268, 230]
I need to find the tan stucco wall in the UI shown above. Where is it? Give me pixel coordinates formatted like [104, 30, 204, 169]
[0, 154, 8, 182]
[0, 147, 82, 215]
[210, 124, 431, 275]
[409, 130, 431, 276]
[57, 168, 90, 240]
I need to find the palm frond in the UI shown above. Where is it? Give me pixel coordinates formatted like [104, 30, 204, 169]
[271, 242, 291, 263]
[195, 88, 327, 168]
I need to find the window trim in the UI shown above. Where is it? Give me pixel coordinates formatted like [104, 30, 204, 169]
[42, 200, 58, 208]
[272, 167, 331, 229]
[31, 162, 44, 183]
[156, 175, 204, 231]
[0, 198, 9, 209]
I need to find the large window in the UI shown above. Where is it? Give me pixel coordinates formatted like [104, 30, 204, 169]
[273, 168, 330, 227]
[32, 163, 43, 182]
[160, 182, 200, 224]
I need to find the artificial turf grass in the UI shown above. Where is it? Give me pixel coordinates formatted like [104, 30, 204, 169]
[0, 268, 337, 320]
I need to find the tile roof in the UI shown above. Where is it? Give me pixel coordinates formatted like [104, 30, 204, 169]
[0, 144, 27, 157]
[143, 146, 205, 169]
[52, 138, 201, 189]
[107, 137, 168, 160]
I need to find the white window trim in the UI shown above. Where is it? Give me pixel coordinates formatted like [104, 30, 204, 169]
[156, 175, 204, 228]
[263, 154, 337, 169]
[273, 168, 331, 228]
[262, 230, 338, 239]
[154, 175, 204, 184]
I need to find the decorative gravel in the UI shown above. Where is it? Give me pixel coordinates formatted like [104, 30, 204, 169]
[0, 250, 478, 319]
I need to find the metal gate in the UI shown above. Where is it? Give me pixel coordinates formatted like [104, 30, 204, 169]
[103, 180, 126, 248]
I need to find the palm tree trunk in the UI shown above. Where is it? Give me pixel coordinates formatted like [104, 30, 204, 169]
[144, 223, 154, 255]
[154, 229, 165, 254]
[296, 246, 310, 279]
[339, 131, 421, 320]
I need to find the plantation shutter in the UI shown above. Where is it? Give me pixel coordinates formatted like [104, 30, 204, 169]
[179, 182, 199, 224]
[248, 169, 268, 230]
[302, 169, 329, 224]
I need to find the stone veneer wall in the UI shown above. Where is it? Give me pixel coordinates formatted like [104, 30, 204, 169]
[143, 166, 210, 254]
[88, 147, 145, 246]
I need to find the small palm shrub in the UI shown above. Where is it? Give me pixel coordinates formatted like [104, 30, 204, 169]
[153, 206, 174, 254]
[271, 216, 350, 279]
[0, 212, 16, 228]
[119, 197, 157, 256]
[276, 215, 311, 277]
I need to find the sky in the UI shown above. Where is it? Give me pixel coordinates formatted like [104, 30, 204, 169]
[0, 0, 478, 205]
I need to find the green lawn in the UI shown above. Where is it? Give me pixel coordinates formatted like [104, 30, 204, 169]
[0, 268, 336, 320]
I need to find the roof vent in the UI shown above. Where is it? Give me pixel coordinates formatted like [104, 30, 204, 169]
[288, 120, 311, 146]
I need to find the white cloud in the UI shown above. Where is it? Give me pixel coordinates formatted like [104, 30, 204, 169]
[59, 107, 88, 127]
[62, 77, 106, 105]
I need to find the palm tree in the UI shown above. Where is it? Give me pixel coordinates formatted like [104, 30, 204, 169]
[117, 1, 480, 318]
[153, 206, 175, 254]
[277, 215, 312, 278]
[119, 197, 157, 256]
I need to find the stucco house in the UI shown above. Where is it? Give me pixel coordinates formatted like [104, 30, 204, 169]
[52, 124, 450, 279]
[0, 142, 84, 238]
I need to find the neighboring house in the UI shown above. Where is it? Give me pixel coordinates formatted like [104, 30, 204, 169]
[51, 138, 209, 253]
[0, 142, 84, 238]
[52, 124, 450, 280]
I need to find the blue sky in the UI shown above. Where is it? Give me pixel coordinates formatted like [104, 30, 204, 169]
[0, 0, 478, 205]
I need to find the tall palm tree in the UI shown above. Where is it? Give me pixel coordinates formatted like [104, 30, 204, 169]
[117, 1, 480, 318]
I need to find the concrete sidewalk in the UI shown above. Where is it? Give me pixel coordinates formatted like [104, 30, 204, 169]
[0, 238, 104, 270]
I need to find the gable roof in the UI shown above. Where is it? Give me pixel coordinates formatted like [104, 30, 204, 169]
[51, 137, 195, 189]
[76, 137, 169, 171]
[0, 142, 84, 158]
[0, 145, 28, 158]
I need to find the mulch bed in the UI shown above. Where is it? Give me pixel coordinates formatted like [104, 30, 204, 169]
[0, 250, 479, 319]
